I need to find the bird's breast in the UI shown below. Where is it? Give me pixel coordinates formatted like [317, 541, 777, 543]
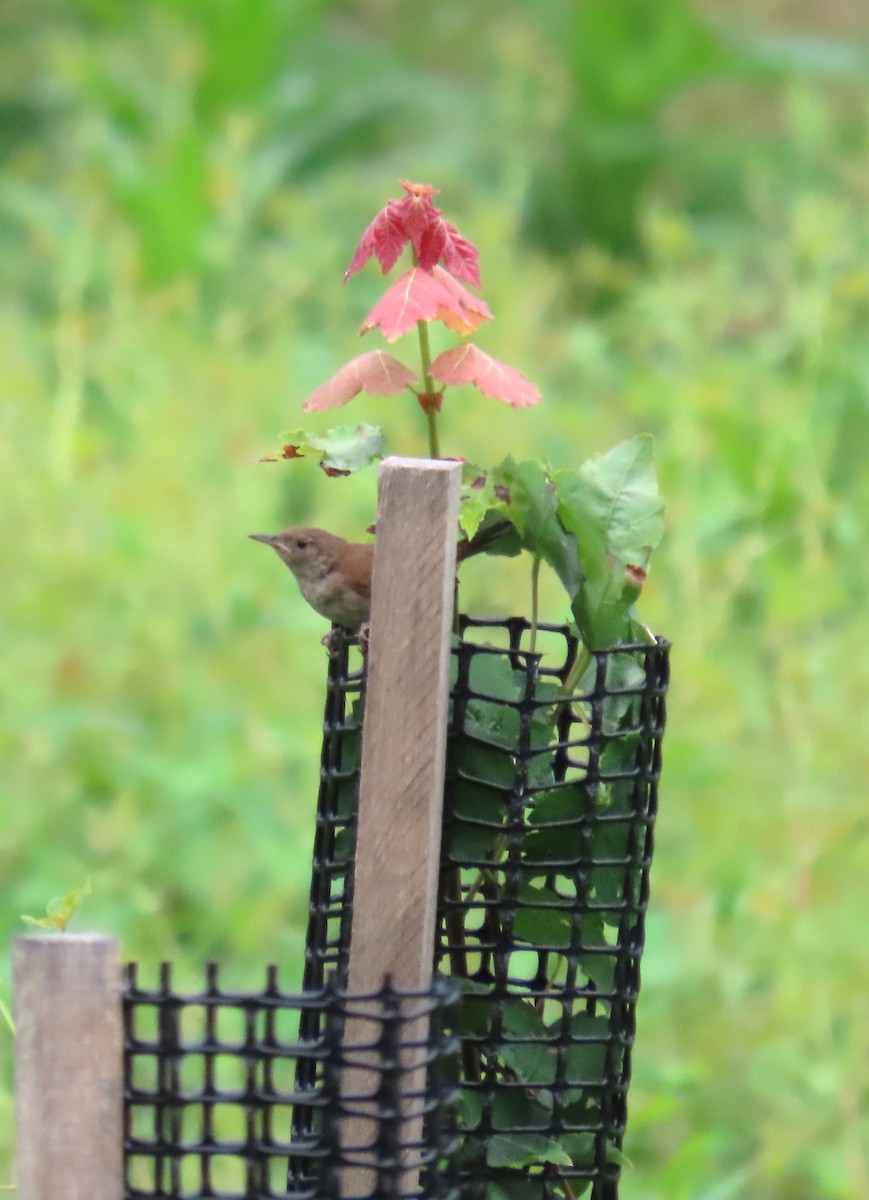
[299, 567, 370, 627]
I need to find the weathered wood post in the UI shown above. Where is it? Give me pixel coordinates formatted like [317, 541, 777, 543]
[341, 456, 462, 1196]
[13, 933, 123, 1200]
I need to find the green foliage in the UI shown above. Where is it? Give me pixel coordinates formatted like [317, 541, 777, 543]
[458, 440, 664, 649]
[524, 0, 869, 257]
[21, 879, 93, 931]
[444, 641, 648, 1183]
[2, 1, 868, 1197]
[557, 436, 665, 648]
[275, 425, 385, 476]
[524, 0, 730, 254]
[492, 457, 582, 597]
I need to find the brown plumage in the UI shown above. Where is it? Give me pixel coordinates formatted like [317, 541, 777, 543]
[249, 520, 511, 629]
[249, 527, 373, 629]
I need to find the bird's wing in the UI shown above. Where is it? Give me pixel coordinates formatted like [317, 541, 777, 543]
[344, 542, 375, 602]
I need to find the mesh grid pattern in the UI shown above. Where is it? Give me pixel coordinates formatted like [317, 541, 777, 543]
[120, 618, 668, 1200]
[301, 619, 669, 1200]
[123, 967, 460, 1200]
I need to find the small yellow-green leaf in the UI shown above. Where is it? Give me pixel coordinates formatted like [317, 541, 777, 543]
[21, 879, 93, 932]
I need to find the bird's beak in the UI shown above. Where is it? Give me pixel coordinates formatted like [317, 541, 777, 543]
[248, 533, 277, 545]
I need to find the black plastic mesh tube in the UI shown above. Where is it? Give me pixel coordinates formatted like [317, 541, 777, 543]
[299, 619, 669, 1200]
[123, 967, 460, 1200]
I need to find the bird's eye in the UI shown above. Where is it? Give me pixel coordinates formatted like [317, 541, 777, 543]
[295, 538, 309, 550]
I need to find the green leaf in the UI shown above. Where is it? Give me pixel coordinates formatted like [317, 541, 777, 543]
[513, 882, 575, 949]
[469, 652, 522, 702]
[459, 996, 492, 1039]
[487, 1132, 572, 1169]
[501, 996, 550, 1038]
[588, 818, 633, 908]
[531, 679, 567, 710]
[561, 1131, 597, 1166]
[495, 457, 583, 596]
[459, 488, 492, 541]
[582, 949, 616, 992]
[332, 826, 356, 865]
[523, 786, 590, 863]
[488, 1180, 546, 1200]
[607, 1144, 633, 1168]
[460, 466, 501, 539]
[565, 1013, 611, 1086]
[500, 1037, 558, 1088]
[556, 435, 664, 649]
[530, 786, 589, 826]
[452, 779, 508, 825]
[599, 735, 640, 807]
[601, 653, 648, 731]
[492, 1087, 554, 1131]
[445, 822, 501, 862]
[458, 1088, 483, 1128]
[461, 655, 523, 760]
[446, 778, 506, 860]
[276, 423, 385, 474]
[498, 998, 558, 1085]
[457, 738, 516, 787]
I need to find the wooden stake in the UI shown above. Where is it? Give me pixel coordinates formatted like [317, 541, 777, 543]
[14, 933, 123, 1200]
[342, 456, 462, 1196]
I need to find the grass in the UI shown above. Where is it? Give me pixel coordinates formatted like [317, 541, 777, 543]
[2, 3, 869, 1196]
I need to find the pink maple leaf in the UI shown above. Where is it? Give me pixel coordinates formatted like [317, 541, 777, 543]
[429, 343, 541, 408]
[372, 201, 407, 274]
[416, 218, 448, 272]
[343, 220, 376, 281]
[429, 266, 492, 334]
[440, 220, 480, 287]
[302, 350, 417, 412]
[359, 268, 490, 342]
[344, 204, 405, 280]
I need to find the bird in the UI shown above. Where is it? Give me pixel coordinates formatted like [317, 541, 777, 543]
[249, 519, 514, 631]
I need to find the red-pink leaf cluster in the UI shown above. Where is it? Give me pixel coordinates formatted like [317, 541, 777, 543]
[430, 344, 541, 408]
[345, 181, 480, 287]
[290, 181, 543, 428]
[301, 350, 416, 412]
[361, 267, 492, 343]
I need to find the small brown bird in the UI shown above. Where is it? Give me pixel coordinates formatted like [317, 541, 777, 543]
[249, 520, 514, 630]
[249, 527, 373, 629]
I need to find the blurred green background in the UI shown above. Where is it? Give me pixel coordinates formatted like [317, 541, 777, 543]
[3, 0, 869, 1194]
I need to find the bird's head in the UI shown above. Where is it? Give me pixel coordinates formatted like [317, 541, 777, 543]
[248, 527, 344, 583]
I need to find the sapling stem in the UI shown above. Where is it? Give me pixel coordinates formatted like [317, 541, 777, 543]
[425, 405, 441, 459]
[555, 1170, 578, 1200]
[529, 554, 541, 656]
[564, 644, 592, 697]
[561, 643, 593, 732]
[464, 833, 508, 907]
[415, 317, 441, 458]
